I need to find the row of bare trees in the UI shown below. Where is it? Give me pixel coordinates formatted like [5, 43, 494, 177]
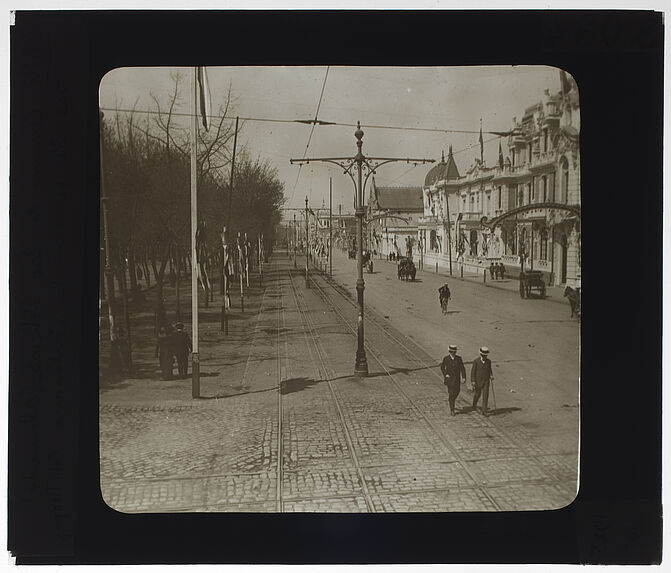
[101, 72, 285, 372]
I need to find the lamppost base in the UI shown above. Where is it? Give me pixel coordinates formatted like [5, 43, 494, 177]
[354, 352, 368, 376]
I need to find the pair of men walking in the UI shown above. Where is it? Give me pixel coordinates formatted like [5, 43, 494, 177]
[440, 345, 494, 416]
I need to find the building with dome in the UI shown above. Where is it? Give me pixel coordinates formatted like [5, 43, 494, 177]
[417, 71, 581, 287]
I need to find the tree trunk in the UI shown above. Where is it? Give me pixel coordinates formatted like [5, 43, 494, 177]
[175, 243, 181, 322]
[128, 249, 139, 296]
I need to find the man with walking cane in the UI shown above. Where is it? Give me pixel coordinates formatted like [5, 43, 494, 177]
[471, 346, 495, 416]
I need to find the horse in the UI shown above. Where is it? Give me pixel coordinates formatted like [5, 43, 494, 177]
[397, 258, 416, 281]
[563, 286, 581, 318]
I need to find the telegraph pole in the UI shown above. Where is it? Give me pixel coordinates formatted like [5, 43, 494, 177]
[329, 178, 333, 277]
[190, 68, 200, 398]
[293, 213, 297, 268]
[291, 122, 433, 376]
[305, 196, 310, 288]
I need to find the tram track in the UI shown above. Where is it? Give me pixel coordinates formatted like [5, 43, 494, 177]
[286, 269, 377, 512]
[301, 269, 504, 510]
[276, 263, 285, 512]
[306, 265, 576, 497]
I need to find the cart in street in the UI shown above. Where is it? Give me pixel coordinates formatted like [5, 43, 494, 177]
[519, 270, 546, 299]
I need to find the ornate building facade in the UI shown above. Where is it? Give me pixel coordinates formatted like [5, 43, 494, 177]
[418, 71, 581, 287]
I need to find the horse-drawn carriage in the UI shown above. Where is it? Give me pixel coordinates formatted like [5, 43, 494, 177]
[519, 270, 546, 299]
[397, 257, 416, 281]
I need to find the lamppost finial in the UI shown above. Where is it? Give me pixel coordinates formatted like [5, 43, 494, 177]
[355, 121, 364, 142]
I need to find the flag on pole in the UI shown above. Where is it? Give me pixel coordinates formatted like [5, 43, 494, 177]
[197, 66, 211, 131]
[455, 212, 464, 256]
[196, 220, 211, 292]
[479, 122, 484, 163]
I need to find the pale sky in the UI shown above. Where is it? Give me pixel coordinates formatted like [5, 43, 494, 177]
[99, 65, 562, 214]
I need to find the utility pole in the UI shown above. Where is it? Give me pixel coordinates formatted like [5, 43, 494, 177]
[237, 232, 245, 312]
[221, 117, 238, 333]
[291, 122, 433, 376]
[293, 213, 297, 268]
[329, 177, 333, 277]
[305, 196, 310, 288]
[220, 226, 228, 334]
[444, 189, 453, 277]
[190, 67, 200, 398]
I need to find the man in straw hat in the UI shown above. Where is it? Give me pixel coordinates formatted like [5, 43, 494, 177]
[471, 346, 494, 416]
[440, 344, 466, 416]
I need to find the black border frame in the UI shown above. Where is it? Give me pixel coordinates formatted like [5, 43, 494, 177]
[8, 10, 663, 564]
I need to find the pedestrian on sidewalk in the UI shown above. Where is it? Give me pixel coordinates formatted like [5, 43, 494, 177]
[441, 344, 466, 416]
[471, 346, 494, 416]
[172, 322, 192, 378]
[498, 262, 506, 280]
[156, 325, 174, 380]
[489, 263, 495, 280]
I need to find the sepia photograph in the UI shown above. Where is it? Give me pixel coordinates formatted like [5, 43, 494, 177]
[97, 65, 581, 514]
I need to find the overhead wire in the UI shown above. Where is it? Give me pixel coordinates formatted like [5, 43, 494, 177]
[99, 106, 507, 136]
[101, 103, 509, 191]
[288, 66, 330, 206]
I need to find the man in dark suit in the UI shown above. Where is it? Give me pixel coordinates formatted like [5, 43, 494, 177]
[471, 346, 494, 416]
[441, 344, 466, 416]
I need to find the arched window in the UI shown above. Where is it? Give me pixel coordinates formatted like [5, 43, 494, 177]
[497, 186, 502, 209]
[542, 175, 547, 202]
[531, 177, 535, 202]
[510, 228, 517, 255]
[561, 156, 569, 203]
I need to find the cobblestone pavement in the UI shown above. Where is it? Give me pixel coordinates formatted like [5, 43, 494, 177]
[100, 252, 579, 513]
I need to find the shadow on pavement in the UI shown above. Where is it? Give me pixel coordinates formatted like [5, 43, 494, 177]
[200, 386, 278, 400]
[280, 377, 318, 395]
[358, 363, 440, 380]
[486, 407, 521, 416]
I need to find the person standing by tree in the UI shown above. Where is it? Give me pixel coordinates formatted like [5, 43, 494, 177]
[441, 344, 466, 416]
[471, 346, 494, 416]
[172, 322, 192, 378]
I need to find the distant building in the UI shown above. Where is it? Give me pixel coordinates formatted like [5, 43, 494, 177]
[367, 177, 424, 258]
[419, 71, 581, 286]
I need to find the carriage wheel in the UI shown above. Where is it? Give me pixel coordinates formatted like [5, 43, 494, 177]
[519, 282, 526, 298]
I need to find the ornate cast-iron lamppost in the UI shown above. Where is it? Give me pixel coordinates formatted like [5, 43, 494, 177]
[291, 122, 433, 376]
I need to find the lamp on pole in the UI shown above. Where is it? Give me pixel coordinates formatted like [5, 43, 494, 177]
[291, 121, 433, 376]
